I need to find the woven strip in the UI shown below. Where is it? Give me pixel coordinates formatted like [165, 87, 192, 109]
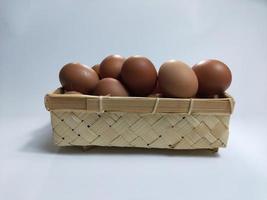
[50, 111, 230, 149]
[45, 88, 235, 114]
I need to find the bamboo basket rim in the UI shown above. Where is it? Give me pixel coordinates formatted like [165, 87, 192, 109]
[45, 88, 235, 115]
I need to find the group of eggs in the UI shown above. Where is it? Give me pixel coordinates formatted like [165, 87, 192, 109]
[59, 55, 232, 98]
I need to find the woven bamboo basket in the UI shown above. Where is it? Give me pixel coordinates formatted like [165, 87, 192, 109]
[45, 88, 235, 151]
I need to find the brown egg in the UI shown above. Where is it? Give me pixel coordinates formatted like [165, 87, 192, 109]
[193, 59, 232, 96]
[64, 91, 82, 94]
[148, 81, 162, 97]
[148, 93, 163, 97]
[151, 80, 161, 94]
[92, 64, 100, 76]
[93, 78, 129, 96]
[120, 56, 157, 96]
[99, 55, 125, 79]
[59, 62, 99, 94]
[158, 60, 198, 98]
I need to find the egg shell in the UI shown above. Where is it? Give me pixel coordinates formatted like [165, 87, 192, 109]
[120, 56, 157, 96]
[158, 60, 198, 98]
[99, 55, 125, 79]
[64, 91, 82, 94]
[193, 59, 232, 96]
[92, 64, 100, 77]
[151, 80, 161, 94]
[93, 78, 129, 96]
[59, 62, 99, 94]
[148, 93, 163, 97]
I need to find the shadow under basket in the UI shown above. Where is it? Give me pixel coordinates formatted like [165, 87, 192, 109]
[45, 88, 235, 152]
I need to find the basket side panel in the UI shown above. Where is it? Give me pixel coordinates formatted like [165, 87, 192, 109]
[50, 111, 230, 149]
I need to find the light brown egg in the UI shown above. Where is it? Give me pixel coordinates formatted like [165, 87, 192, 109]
[59, 62, 99, 94]
[158, 60, 198, 98]
[99, 55, 125, 79]
[93, 78, 129, 96]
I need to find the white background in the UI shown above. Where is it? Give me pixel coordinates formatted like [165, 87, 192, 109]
[1, 0, 267, 199]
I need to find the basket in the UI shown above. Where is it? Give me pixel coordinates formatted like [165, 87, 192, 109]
[44, 88, 235, 151]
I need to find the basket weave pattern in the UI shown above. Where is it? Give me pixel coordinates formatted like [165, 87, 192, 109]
[51, 111, 230, 149]
[45, 88, 234, 150]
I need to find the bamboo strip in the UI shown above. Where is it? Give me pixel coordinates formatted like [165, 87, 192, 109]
[45, 88, 234, 114]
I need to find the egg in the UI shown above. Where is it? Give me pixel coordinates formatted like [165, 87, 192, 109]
[92, 64, 100, 76]
[99, 55, 125, 79]
[158, 60, 198, 98]
[148, 81, 162, 97]
[64, 91, 82, 95]
[148, 93, 163, 97]
[59, 62, 99, 94]
[93, 78, 129, 96]
[193, 59, 232, 96]
[120, 56, 157, 96]
[151, 80, 161, 94]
